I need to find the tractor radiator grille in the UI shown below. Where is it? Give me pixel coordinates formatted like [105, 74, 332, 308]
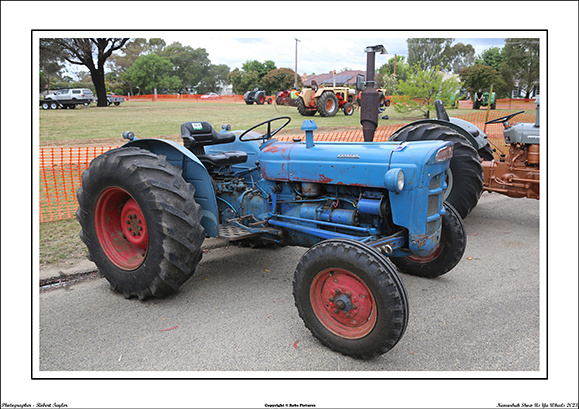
[426, 172, 445, 237]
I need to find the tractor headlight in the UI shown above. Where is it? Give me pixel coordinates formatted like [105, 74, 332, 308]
[435, 144, 454, 162]
[384, 168, 405, 192]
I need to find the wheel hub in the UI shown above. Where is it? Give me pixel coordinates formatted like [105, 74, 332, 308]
[310, 268, 376, 339]
[120, 198, 148, 247]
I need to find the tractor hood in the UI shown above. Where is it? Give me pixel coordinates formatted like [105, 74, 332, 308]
[259, 138, 452, 191]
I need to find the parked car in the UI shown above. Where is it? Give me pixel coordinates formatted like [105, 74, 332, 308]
[44, 88, 94, 107]
[201, 92, 221, 100]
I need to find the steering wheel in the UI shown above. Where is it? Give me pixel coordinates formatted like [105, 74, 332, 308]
[484, 111, 525, 125]
[239, 116, 291, 141]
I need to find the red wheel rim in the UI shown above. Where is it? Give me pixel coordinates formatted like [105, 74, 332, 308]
[326, 99, 335, 111]
[310, 268, 377, 339]
[406, 233, 444, 263]
[94, 187, 148, 270]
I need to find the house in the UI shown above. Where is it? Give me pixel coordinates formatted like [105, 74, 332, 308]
[302, 70, 366, 87]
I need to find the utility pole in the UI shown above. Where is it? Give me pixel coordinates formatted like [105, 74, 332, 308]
[294, 38, 301, 88]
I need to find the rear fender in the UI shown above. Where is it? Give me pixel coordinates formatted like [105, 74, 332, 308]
[301, 89, 315, 105]
[314, 89, 328, 98]
[124, 139, 219, 237]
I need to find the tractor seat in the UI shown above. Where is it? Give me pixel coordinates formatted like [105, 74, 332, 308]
[181, 121, 248, 168]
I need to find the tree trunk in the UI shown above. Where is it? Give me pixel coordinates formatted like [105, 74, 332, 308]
[91, 68, 108, 107]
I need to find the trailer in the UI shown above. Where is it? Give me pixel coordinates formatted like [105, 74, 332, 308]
[105, 94, 125, 106]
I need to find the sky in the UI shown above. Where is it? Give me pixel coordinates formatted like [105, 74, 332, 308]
[152, 32, 507, 75]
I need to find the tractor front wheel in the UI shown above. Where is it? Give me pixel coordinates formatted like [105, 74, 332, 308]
[76, 147, 205, 300]
[343, 102, 354, 116]
[293, 239, 408, 359]
[390, 202, 466, 278]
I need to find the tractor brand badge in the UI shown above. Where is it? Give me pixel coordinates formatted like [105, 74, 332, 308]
[192, 122, 203, 130]
[337, 154, 360, 159]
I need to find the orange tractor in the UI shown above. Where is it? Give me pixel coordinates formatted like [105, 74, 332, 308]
[296, 81, 357, 117]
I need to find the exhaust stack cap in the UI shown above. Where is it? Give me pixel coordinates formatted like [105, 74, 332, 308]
[365, 45, 387, 54]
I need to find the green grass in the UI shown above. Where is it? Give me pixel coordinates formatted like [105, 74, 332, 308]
[39, 100, 434, 145]
[39, 218, 87, 265]
[39, 100, 536, 146]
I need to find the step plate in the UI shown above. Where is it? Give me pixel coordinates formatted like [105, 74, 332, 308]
[218, 224, 259, 241]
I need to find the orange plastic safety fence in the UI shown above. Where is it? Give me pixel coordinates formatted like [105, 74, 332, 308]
[123, 94, 270, 103]
[39, 146, 118, 223]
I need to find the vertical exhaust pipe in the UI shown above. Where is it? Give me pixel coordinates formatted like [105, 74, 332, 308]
[360, 45, 386, 142]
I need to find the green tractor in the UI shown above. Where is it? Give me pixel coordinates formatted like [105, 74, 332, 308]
[474, 91, 496, 110]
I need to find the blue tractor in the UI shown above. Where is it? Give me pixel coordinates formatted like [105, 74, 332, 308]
[76, 46, 466, 359]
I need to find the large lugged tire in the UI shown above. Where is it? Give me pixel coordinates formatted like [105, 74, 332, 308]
[296, 97, 315, 116]
[390, 202, 466, 278]
[76, 147, 205, 300]
[293, 239, 408, 359]
[316, 92, 339, 117]
[390, 123, 484, 218]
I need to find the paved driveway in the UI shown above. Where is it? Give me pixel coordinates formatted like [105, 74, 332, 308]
[38, 193, 541, 374]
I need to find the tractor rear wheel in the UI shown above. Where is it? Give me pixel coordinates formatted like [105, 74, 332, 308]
[390, 202, 466, 278]
[389, 123, 484, 218]
[293, 239, 408, 359]
[76, 147, 205, 300]
[316, 92, 339, 117]
[297, 97, 315, 116]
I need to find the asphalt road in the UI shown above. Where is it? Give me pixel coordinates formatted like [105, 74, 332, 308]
[38, 192, 541, 373]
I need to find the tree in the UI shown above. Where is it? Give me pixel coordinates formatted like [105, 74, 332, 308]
[376, 73, 400, 96]
[242, 60, 277, 80]
[442, 42, 475, 73]
[196, 64, 230, 94]
[474, 47, 503, 71]
[48, 38, 130, 106]
[107, 38, 168, 95]
[407, 38, 454, 70]
[261, 68, 301, 94]
[228, 68, 260, 94]
[125, 53, 181, 94]
[40, 39, 65, 93]
[160, 42, 212, 93]
[501, 38, 540, 98]
[377, 55, 409, 83]
[393, 64, 462, 118]
[459, 64, 507, 98]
